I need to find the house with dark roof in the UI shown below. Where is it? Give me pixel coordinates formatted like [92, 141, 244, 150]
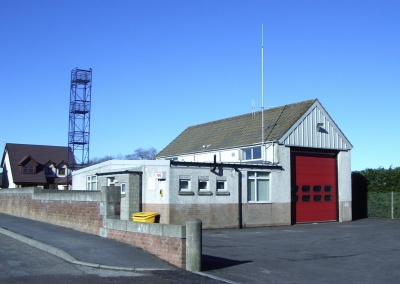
[1, 143, 74, 189]
[72, 99, 353, 228]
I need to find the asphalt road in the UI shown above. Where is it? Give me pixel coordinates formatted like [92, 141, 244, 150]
[201, 218, 400, 284]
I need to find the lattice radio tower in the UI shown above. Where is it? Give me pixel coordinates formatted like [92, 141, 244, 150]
[68, 68, 92, 172]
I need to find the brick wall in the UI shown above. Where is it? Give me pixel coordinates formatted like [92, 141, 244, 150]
[106, 229, 186, 268]
[0, 190, 103, 235]
[0, 188, 189, 269]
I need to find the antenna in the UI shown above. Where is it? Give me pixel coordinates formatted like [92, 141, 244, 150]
[261, 24, 265, 146]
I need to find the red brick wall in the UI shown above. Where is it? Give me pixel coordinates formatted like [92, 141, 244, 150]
[0, 192, 103, 235]
[106, 229, 186, 268]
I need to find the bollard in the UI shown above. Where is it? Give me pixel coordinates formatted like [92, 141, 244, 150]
[186, 218, 202, 271]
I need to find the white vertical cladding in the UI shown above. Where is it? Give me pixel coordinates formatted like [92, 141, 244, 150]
[337, 150, 352, 222]
[281, 103, 352, 151]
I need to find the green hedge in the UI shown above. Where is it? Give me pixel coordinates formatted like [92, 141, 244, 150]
[355, 167, 400, 193]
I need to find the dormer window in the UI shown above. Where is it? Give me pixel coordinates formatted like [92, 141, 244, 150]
[21, 166, 35, 174]
[242, 146, 262, 161]
[18, 155, 37, 174]
[58, 168, 66, 176]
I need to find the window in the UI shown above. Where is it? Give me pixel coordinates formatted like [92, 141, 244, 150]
[179, 179, 191, 191]
[198, 176, 209, 191]
[247, 172, 270, 202]
[120, 183, 126, 195]
[217, 180, 226, 191]
[87, 175, 98, 191]
[242, 146, 262, 160]
[58, 168, 66, 176]
[313, 185, 322, 192]
[21, 166, 35, 174]
[199, 181, 208, 191]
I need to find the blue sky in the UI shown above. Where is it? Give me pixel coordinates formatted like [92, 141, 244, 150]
[1, 0, 399, 171]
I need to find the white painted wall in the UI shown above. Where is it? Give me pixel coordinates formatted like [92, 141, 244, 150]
[2, 151, 16, 188]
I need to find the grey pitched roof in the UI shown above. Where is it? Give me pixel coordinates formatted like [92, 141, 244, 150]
[1, 143, 73, 185]
[157, 99, 317, 158]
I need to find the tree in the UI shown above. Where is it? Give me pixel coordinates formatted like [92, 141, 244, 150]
[125, 147, 158, 160]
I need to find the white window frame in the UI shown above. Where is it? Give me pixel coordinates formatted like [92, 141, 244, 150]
[242, 146, 262, 161]
[120, 183, 126, 195]
[247, 171, 270, 202]
[58, 167, 66, 176]
[179, 179, 191, 192]
[87, 175, 98, 191]
[216, 180, 227, 192]
[198, 177, 209, 192]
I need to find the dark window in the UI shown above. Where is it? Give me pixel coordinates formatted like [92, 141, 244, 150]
[324, 185, 333, 192]
[313, 185, 322, 192]
[314, 195, 322, 202]
[292, 185, 299, 193]
[302, 195, 311, 202]
[324, 195, 333, 201]
[302, 185, 311, 192]
[22, 166, 35, 174]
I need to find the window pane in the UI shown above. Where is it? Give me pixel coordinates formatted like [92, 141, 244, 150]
[314, 195, 322, 202]
[302, 185, 311, 192]
[243, 149, 252, 160]
[247, 180, 255, 201]
[302, 195, 311, 202]
[324, 185, 333, 192]
[324, 195, 333, 201]
[199, 181, 208, 190]
[179, 180, 189, 190]
[217, 181, 225, 190]
[257, 179, 269, 201]
[313, 186, 322, 192]
[91, 182, 97, 191]
[121, 183, 126, 194]
[253, 147, 261, 159]
[257, 172, 269, 178]
[248, 172, 256, 178]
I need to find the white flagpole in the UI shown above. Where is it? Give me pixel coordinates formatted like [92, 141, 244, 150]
[261, 24, 265, 147]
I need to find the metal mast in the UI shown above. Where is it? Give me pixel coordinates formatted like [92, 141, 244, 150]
[261, 24, 265, 146]
[68, 68, 92, 172]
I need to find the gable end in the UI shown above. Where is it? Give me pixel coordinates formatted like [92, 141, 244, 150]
[280, 101, 352, 150]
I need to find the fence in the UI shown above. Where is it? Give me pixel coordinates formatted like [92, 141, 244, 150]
[368, 192, 400, 219]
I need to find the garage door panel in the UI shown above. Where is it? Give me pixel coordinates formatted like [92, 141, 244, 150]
[292, 153, 337, 223]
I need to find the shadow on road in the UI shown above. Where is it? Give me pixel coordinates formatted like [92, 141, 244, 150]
[202, 254, 252, 271]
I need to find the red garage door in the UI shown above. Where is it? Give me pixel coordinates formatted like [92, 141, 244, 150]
[291, 152, 337, 223]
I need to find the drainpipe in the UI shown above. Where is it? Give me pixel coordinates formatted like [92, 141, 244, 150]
[235, 168, 243, 229]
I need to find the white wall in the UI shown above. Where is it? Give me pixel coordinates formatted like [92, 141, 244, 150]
[2, 151, 16, 188]
[337, 150, 352, 222]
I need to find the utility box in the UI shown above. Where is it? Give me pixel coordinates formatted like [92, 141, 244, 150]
[132, 212, 158, 223]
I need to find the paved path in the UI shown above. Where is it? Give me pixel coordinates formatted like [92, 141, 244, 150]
[0, 213, 174, 271]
